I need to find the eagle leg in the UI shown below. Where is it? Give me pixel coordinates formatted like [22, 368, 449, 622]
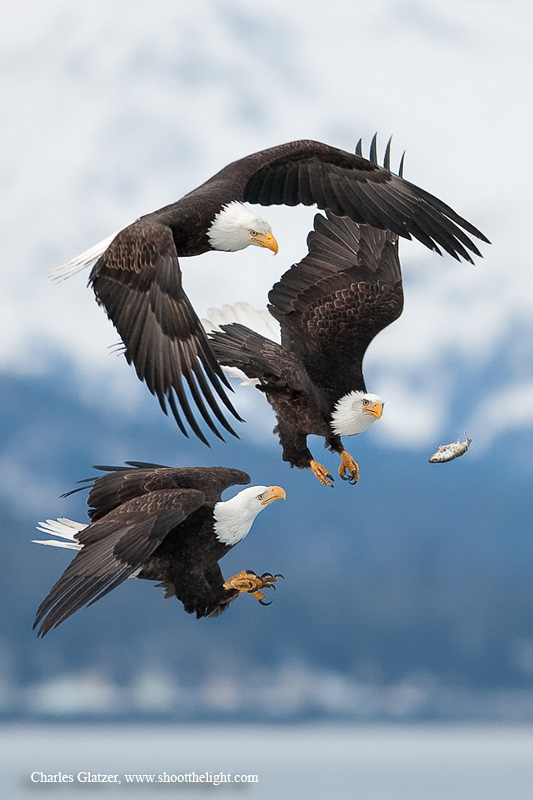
[223, 570, 281, 605]
[338, 450, 360, 485]
[310, 459, 334, 487]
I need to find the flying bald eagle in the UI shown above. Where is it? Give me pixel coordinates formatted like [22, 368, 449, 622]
[33, 462, 285, 636]
[56, 136, 488, 444]
[206, 205, 403, 486]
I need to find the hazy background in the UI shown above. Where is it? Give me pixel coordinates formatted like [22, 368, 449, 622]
[2, 1, 533, 795]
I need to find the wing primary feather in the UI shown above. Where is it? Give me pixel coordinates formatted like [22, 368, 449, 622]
[189, 361, 242, 436]
[369, 133, 378, 164]
[123, 461, 169, 469]
[384, 137, 392, 171]
[86, 568, 141, 607]
[393, 184, 477, 262]
[182, 369, 229, 442]
[167, 387, 208, 445]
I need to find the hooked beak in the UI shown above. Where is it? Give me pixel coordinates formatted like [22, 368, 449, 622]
[253, 231, 278, 254]
[363, 400, 383, 420]
[261, 486, 286, 505]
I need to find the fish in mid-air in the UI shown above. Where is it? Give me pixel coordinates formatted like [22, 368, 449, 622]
[428, 435, 472, 463]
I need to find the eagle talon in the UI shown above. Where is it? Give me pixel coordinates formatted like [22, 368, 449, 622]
[338, 451, 360, 485]
[310, 460, 334, 487]
[223, 570, 281, 604]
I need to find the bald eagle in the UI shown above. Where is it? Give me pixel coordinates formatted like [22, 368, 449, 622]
[33, 462, 286, 636]
[56, 136, 488, 444]
[206, 206, 403, 487]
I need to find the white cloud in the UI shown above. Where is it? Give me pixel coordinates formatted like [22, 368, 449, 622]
[470, 380, 533, 451]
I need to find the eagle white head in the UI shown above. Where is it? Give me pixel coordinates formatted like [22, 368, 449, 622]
[213, 485, 286, 546]
[330, 391, 384, 437]
[207, 201, 278, 253]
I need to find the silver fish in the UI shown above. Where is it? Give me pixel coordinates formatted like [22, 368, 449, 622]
[428, 434, 472, 463]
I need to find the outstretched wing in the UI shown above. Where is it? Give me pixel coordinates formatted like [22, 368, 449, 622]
[33, 487, 206, 637]
[89, 219, 243, 445]
[268, 210, 404, 402]
[62, 463, 251, 522]
[204, 136, 488, 263]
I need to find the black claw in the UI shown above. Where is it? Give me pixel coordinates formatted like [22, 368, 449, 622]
[258, 598, 273, 606]
[274, 573, 285, 580]
[245, 569, 257, 576]
[340, 471, 358, 484]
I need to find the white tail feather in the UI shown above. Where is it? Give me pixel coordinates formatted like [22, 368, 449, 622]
[220, 365, 260, 387]
[36, 518, 86, 539]
[201, 302, 280, 388]
[50, 231, 121, 282]
[32, 539, 81, 550]
[33, 518, 142, 580]
[201, 302, 281, 342]
[33, 518, 87, 550]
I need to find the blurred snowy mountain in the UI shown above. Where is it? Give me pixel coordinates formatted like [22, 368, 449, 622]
[1, 369, 533, 721]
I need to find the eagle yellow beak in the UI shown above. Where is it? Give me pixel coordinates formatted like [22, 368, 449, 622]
[363, 400, 383, 419]
[253, 231, 278, 254]
[261, 486, 286, 505]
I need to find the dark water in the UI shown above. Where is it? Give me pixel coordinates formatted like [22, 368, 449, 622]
[3, 724, 533, 799]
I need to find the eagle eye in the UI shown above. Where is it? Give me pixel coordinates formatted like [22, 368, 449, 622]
[249, 229, 258, 236]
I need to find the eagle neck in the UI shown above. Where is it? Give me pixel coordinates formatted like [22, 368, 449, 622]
[212, 496, 258, 547]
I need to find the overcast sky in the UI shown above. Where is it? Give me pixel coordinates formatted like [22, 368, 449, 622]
[2, 0, 532, 453]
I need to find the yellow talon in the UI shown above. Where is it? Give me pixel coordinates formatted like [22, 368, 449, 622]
[223, 570, 260, 593]
[338, 451, 359, 484]
[223, 571, 281, 605]
[310, 459, 334, 487]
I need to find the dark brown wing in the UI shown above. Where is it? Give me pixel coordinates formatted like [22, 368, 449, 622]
[208, 322, 320, 417]
[33, 488, 205, 637]
[89, 219, 243, 445]
[201, 137, 489, 263]
[63, 463, 251, 521]
[268, 211, 404, 402]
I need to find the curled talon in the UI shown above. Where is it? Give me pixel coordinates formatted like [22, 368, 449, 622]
[338, 451, 360, 486]
[223, 568, 283, 609]
[310, 460, 334, 487]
